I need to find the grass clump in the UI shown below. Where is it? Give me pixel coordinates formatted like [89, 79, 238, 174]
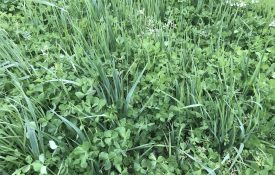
[0, 0, 275, 174]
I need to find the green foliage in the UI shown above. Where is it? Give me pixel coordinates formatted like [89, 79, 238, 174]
[0, 0, 275, 174]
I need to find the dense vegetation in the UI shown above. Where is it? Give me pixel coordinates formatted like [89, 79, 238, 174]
[0, 0, 275, 174]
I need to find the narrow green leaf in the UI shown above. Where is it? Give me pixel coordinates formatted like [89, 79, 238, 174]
[124, 64, 147, 113]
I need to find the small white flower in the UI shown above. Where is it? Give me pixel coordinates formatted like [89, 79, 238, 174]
[269, 20, 275, 28]
[164, 19, 176, 29]
[143, 17, 162, 36]
[41, 45, 49, 56]
[49, 140, 58, 150]
[167, 19, 173, 25]
[225, 0, 247, 7]
[148, 28, 155, 33]
[237, 2, 247, 7]
[148, 18, 154, 25]
[272, 72, 275, 79]
[137, 8, 145, 16]
[199, 30, 207, 36]
[251, 0, 259, 4]
[225, 0, 233, 5]
[40, 165, 47, 174]
[164, 41, 169, 46]
[146, 28, 160, 36]
[22, 31, 32, 40]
